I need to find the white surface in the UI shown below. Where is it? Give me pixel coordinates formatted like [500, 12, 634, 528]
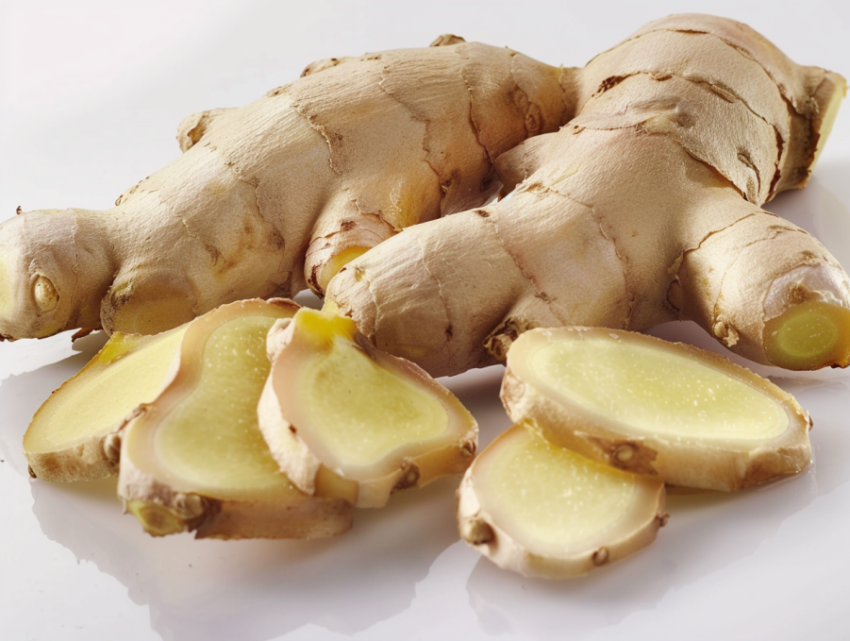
[2, 1, 850, 640]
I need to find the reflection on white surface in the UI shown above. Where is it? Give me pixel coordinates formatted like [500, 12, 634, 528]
[3, 330, 850, 640]
[466, 379, 850, 641]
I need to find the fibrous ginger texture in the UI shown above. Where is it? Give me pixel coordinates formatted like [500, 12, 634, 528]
[0, 37, 568, 339]
[327, 15, 849, 376]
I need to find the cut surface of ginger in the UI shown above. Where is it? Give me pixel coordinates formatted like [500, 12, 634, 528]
[532, 335, 788, 441]
[502, 327, 812, 491]
[258, 307, 477, 508]
[24, 327, 186, 482]
[119, 299, 352, 539]
[458, 423, 666, 579]
[763, 301, 850, 370]
[153, 315, 287, 490]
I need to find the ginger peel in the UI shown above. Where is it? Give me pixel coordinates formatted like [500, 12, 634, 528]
[327, 15, 849, 376]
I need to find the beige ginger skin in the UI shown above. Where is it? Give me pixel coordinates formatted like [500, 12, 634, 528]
[328, 14, 850, 376]
[1, 15, 847, 376]
[0, 37, 569, 339]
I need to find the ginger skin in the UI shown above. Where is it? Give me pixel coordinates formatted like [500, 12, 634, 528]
[1, 16, 846, 375]
[0, 37, 569, 339]
[327, 15, 849, 375]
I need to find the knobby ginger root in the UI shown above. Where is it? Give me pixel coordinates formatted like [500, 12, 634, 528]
[257, 307, 478, 508]
[457, 423, 667, 579]
[0, 36, 569, 340]
[328, 15, 850, 376]
[501, 327, 812, 491]
[24, 326, 186, 482]
[118, 299, 353, 539]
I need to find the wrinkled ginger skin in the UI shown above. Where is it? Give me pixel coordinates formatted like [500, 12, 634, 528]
[0, 37, 570, 340]
[328, 14, 849, 376]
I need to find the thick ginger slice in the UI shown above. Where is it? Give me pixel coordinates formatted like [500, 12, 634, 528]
[502, 327, 812, 491]
[257, 307, 478, 508]
[24, 326, 186, 482]
[457, 423, 666, 579]
[118, 299, 353, 539]
[0, 36, 569, 340]
[327, 15, 850, 377]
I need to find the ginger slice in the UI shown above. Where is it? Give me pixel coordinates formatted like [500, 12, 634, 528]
[118, 299, 353, 539]
[24, 327, 187, 482]
[458, 423, 666, 579]
[257, 308, 478, 508]
[502, 327, 812, 491]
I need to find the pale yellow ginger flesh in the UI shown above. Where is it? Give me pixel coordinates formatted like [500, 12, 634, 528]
[502, 327, 812, 491]
[532, 336, 789, 441]
[24, 327, 186, 482]
[457, 424, 666, 579]
[763, 301, 850, 370]
[119, 299, 353, 539]
[154, 316, 287, 491]
[258, 307, 477, 508]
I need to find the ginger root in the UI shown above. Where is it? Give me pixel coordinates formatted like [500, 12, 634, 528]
[2, 15, 845, 378]
[327, 15, 849, 376]
[501, 326, 812, 491]
[118, 299, 353, 539]
[257, 308, 478, 508]
[0, 36, 568, 339]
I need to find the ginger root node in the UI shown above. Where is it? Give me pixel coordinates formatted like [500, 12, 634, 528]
[461, 518, 495, 546]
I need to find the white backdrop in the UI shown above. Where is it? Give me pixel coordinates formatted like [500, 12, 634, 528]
[2, 2, 850, 640]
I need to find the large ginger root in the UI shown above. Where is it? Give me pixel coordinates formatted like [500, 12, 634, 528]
[118, 299, 353, 539]
[502, 327, 812, 491]
[0, 37, 568, 339]
[328, 15, 849, 376]
[457, 423, 667, 579]
[257, 308, 478, 508]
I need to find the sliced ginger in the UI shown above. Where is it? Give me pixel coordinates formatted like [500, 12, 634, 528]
[458, 423, 666, 579]
[502, 327, 812, 491]
[257, 307, 478, 508]
[118, 299, 353, 539]
[24, 327, 187, 482]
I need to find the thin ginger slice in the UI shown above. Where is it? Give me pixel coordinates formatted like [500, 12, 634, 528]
[118, 299, 353, 539]
[502, 327, 812, 491]
[257, 307, 478, 508]
[457, 423, 666, 579]
[24, 327, 186, 482]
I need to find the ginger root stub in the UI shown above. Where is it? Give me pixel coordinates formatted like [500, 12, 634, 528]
[501, 327, 812, 492]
